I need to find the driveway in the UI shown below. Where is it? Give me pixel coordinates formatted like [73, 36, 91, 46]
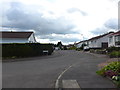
[2, 50, 116, 88]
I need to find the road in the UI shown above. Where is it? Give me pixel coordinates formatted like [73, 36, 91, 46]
[2, 50, 116, 88]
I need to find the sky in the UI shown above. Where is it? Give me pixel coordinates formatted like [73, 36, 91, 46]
[0, 0, 119, 45]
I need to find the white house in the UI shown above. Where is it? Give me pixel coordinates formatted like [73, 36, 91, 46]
[0, 31, 37, 43]
[108, 31, 120, 47]
[75, 42, 82, 48]
[88, 32, 114, 49]
[76, 40, 88, 48]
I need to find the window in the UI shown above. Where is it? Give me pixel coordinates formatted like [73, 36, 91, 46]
[115, 35, 120, 45]
[109, 36, 112, 43]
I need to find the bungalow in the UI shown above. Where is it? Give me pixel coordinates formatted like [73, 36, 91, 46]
[108, 31, 120, 47]
[0, 31, 37, 43]
[76, 40, 88, 48]
[88, 32, 114, 49]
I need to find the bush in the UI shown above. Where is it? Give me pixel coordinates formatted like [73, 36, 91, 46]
[96, 49, 107, 54]
[68, 46, 77, 50]
[107, 47, 120, 53]
[109, 51, 120, 58]
[2, 43, 54, 58]
[96, 61, 120, 87]
[90, 49, 95, 53]
[96, 61, 120, 76]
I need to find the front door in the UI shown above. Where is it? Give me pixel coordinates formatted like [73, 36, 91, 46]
[102, 42, 108, 49]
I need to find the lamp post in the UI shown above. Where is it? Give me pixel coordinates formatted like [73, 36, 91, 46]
[80, 34, 85, 50]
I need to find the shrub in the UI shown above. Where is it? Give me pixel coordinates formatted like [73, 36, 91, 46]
[68, 46, 77, 50]
[90, 49, 95, 53]
[109, 51, 120, 58]
[2, 43, 54, 58]
[96, 61, 120, 87]
[76, 48, 82, 51]
[96, 49, 107, 54]
[96, 61, 120, 77]
[104, 70, 118, 78]
[107, 47, 120, 53]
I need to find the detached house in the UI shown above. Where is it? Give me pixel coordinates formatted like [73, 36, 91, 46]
[75, 42, 83, 48]
[88, 32, 114, 49]
[108, 31, 120, 47]
[0, 31, 37, 43]
[76, 40, 88, 48]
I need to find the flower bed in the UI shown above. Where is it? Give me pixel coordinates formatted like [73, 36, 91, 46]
[96, 61, 120, 88]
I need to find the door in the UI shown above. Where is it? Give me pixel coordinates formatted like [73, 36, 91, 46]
[102, 42, 108, 49]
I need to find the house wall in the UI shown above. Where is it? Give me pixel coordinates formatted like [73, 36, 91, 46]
[88, 40, 98, 48]
[1, 33, 37, 43]
[76, 41, 88, 48]
[76, 42, 83, 48]
[108, 36, 115, 47]
[108, 35, 120, 47]
[88, 35, 109, 49]
[28, 33, 36, 43]
[0, 38, 28, 43]
[98, 35, 109, 47]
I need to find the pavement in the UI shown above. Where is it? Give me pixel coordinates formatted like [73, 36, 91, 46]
[2, 50, 118, 89]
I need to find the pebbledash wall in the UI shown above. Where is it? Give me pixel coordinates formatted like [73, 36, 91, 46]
[88, 34, 110, 49]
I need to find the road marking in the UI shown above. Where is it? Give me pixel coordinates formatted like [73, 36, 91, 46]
[55, 65, 72, 89]
[62, 80, 80, 88]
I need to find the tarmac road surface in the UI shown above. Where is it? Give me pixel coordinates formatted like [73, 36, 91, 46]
[2, 50, 116, 88]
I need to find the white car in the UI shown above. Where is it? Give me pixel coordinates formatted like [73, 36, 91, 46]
[84, 46, 90, 51]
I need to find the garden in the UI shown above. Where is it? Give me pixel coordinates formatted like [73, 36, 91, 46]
[92, 47, 120, 88]
[96, 61, 120, 88]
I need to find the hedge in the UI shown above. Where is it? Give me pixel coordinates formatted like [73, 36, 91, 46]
[109, 51, 120, 58]
[2, 43, 54, 58]
[107, 47, 120, 53]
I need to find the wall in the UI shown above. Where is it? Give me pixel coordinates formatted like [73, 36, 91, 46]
[76, 42, 83, 48]
[108, 36, 115, 47]
[88, 35, 109, 49]
[108, 35, 120, 47]
[1, 38, 28, 43]
[28, 33, 36, 43]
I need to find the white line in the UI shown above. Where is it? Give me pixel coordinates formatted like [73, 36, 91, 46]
[62, 80, 80, 88]
[55, 65, 72, 89]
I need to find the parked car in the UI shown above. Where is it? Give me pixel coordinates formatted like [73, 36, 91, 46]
[84, 46, 90, 51]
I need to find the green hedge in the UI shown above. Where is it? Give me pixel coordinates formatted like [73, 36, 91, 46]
[109, 51, 120, 58]
[107, 47, 120, 53]
[2, 43, 54, 58]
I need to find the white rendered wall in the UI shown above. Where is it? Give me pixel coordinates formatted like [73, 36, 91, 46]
[28, 33, 36, 43]
[0, 38, 28, 43]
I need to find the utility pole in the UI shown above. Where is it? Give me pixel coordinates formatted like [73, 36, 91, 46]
[80, 34, 84, 50]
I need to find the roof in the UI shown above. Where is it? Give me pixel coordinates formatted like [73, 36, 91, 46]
[75, 40, 88, 45]
[110, 30, 120, 36]
[88, 32, 114, 41]
[0, 31, 33, 38]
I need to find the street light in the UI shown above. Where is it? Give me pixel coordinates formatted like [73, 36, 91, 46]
[80, 34, 85, 50]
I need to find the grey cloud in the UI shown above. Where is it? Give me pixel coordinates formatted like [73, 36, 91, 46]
[39, 34, 80, 43]
[118, 19, 120, 29]
[59, 37, 80, 42]
[35, 17, 77, 35]
[67, 8, 87, 16]
[91, 28, 108, 35]
[3, 2, 76, 35]
[104, 18, 118, 29]
[48, 11, 54, 15]
[91, 18, 118, 35]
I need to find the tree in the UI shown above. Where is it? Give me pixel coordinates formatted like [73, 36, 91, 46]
[57, 41, 63, 49]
